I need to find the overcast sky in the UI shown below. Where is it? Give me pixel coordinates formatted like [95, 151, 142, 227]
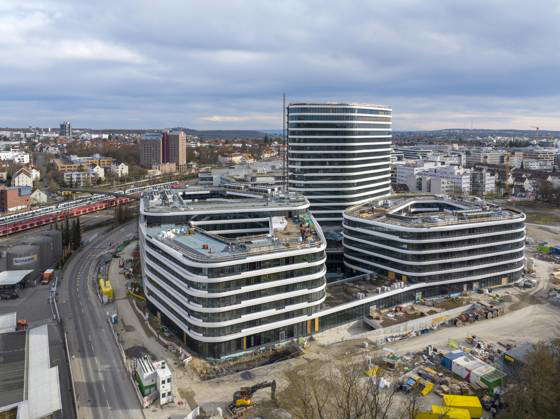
[2, 1, 559, 130]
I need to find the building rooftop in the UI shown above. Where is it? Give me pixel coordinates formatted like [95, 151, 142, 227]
[147, 212, 322, 261]
[0, 331, 26, 407]
[0, 270, 34, 287]
[345, 194, 524, 228]
[289, 102, 391, 109]
[142, 187, 308, 214]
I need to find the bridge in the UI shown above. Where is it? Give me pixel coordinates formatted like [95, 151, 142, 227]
[58, 188, 140, 199]
[0, 181, 177, 237]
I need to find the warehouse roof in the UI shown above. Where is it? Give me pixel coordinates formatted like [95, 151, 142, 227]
[0, 270, 33, 287]
[0, 331, 26, 407]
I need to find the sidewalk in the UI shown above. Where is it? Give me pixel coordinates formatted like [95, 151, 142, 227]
[107, 241, 193, 418]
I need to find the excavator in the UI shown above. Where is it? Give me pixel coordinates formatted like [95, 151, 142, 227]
[228, 380, 277, 415]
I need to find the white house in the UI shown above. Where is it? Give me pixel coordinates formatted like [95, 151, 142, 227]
[89, 165, 105, 180]
[0, 151, 30, 164]
[12, 168, 34, 188]
[63, 171, 92, 187]
[29, 189, 48, 206]
[110, 162, 129, 178]
[29, 166, 41, 181]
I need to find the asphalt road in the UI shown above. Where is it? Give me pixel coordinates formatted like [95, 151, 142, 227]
[59, 221, 141, 419]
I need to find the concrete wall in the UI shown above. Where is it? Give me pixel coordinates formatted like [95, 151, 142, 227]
[318, 304, 474, 346]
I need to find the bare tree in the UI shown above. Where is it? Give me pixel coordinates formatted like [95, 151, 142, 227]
[279, 356, 409, 419]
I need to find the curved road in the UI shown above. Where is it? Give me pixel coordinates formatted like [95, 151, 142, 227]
[59, 222, 141, 419]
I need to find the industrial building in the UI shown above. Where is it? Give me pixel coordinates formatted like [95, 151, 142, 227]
[139, 186, 327, 358]
[0, 313, 62, 418]
[287, 102, 392, 225]
[0, 230, 62, 290]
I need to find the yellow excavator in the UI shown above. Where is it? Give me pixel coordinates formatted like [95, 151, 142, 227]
[228, 380, 277, 415]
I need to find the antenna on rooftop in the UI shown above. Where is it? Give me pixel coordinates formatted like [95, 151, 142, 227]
[282, 93, 287, 192]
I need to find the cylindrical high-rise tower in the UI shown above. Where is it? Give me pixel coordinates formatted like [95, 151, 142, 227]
[287, 102, 392, 225]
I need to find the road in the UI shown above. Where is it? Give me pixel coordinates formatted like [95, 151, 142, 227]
[59, 221, 142, 419]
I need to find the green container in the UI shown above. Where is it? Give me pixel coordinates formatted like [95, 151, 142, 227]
[481, 369, 506, 395]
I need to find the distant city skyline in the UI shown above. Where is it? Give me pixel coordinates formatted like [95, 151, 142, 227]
[1, 1, 559, 130]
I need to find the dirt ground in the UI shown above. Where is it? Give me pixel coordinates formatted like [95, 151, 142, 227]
[526, 223, 560, 245]
[108, 229, 560, 417]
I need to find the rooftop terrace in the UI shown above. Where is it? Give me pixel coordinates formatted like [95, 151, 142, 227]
[346, 194, 524, 228]
[146, 213, 323, 262]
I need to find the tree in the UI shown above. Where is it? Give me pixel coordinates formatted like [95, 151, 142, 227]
[278, 356, 416, 419]
[71, 218, 81, 250]
[498, 340, 560, 419]
[63, 217, 70, 247]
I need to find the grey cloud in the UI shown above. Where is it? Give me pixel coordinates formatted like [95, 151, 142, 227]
[0, 0, 559, 129]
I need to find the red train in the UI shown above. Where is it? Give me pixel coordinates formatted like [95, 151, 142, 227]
[0, 196, 132, 237]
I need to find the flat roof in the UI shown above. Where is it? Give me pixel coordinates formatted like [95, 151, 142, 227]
[0, 270, 34, 287]
[288, 102, 391, 109]
[148, 214, 322, 261]
[346, 194, 524, 228]
[0, 331, 26, 406]
[142, 187, 308, 214]
[0, 312, 17, 334]
[27, 324, 61, 418]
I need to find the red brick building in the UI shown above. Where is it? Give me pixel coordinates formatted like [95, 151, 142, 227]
[0, 186, 30, 213]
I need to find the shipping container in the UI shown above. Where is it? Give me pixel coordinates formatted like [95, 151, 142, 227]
[441, 350, 465, 370]
[471, 365, 494, 388]
[480, 369, 506, 395]
[450, 355, 487, 383]
[443, 395, 483, 418]
[416, 405, 471, 419]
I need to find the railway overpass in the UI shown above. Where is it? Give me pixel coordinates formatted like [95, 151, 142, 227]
[0, 181, 176, 237]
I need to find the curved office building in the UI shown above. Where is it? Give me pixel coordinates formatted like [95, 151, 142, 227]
[139, 187, 327, 358]
[287, 102, 392, 225]
[343, 194, 525, 289]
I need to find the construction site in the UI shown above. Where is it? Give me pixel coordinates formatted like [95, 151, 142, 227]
[93, 228, 560, 419]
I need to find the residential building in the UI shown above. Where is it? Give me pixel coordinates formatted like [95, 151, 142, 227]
[394, 160, 441, 186]
[404, 165, 472, 195]
[139, 187, 327, 358]
[110, 162, 129, 178]
[59, 121, 72, 138]
[12, 168, 34, 188]
[53, 155, 114, 172]
[471, 168, 497, 196]
[0, 186, 30, 212]
[89, 165, 105, 180]
[466, 149, 503, 167]
[524, 148, 556, 163]
[139, 132, 163, 168]
[343, 194, 525, 287]
[0, 151, 30, 164]
[63, 171, 93, 187]
[522, 158, 553, 172]
[28, 166, 41, 182]
[287, 102, 392, 225]
[167, 130, 187, 169]
[218, 154, 245, 165]
[29, 189, 48, 206]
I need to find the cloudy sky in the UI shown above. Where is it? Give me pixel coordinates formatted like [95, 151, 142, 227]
[2, 0, 559, 130]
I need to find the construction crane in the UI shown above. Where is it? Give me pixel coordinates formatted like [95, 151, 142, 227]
[229, 380, 277, 415]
